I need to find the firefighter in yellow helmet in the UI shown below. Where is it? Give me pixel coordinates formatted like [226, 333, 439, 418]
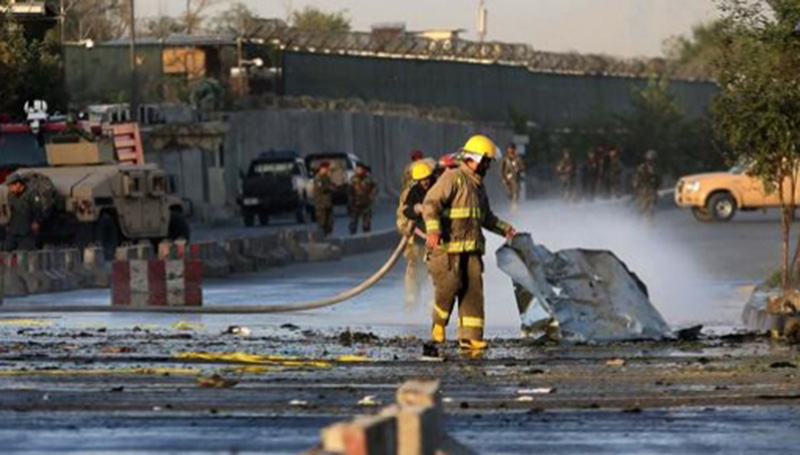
[399, 160, 436, 311]
[423, 134, 516, 351]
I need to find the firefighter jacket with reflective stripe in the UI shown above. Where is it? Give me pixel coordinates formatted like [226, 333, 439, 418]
[422, 163, 509, 254]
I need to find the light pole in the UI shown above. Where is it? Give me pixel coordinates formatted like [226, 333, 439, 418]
[129, 0, 138, 122]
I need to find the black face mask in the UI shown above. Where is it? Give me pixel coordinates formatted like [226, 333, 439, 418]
[477, 160, 491, 177]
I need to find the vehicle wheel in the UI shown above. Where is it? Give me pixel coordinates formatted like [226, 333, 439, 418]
[168, 211, 190, 241]
[243, 211, 255, 227]
[258, 211, 270, 226]
[307, 206, 316, 222]
[295, 207, 306, 224]
[96, 213, 120, 261]
[691, 207, 713, 222]
[707, 192, 737, 222]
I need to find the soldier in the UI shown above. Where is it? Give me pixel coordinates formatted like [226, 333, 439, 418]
[401, 149, 424, 191]
[633, 150, 662, 223]
[313, 162, 335, 236]
[348, 163, 378, 234]
[595, 146, 609, 199]
[423, 135, 516, 352]
[4, 174, 41, 251]
[501, 143, 526, 212]
[400, 160, 436, 311]
[581, 150, 599, 202]
[607, 147, 623, 198]
[555, 149, 577, 202]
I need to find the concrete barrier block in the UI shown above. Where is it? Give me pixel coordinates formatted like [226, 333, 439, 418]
[344, 414, 398, 455]
[225, 239, 257, 274]
[300, 242, 342, 263]
[83, 246, 110, 288]
[1, 253, 27, 296]
[112, 259, 203, 307]
[396, 379, 443, 437]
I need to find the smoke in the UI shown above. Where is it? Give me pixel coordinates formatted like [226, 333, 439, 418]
[482, 198, 726, 330]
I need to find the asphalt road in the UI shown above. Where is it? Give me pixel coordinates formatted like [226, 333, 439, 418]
[0, 198, 797, 454]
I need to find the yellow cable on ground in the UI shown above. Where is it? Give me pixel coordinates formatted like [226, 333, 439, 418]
[0, 235, 410, 314]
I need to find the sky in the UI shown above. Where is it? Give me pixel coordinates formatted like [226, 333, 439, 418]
[139, 0, 720, 58]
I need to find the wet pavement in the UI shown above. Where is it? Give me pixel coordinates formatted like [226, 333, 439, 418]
[0, 201, 798, 454]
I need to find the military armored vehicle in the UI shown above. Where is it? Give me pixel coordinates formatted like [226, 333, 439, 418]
[0, 133, 189, 257]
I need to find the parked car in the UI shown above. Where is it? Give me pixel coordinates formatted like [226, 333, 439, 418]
[304, 152, 361, 209]
[237, 151, 312, 226]
[675, 163, 798, 222]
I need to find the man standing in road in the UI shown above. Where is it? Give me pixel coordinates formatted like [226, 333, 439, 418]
[633, 150, 662, 224]
[423, 135, 516, 352]
[556, 149, 577, 202]
[313, 162, 335, 236]
[501, 143, 526, 213]
[4, 174, 41, 251]
[581, 150, 599, 202]
[348, 163, 378, 234]
[607, 147, 623, 198]
[400, 160, 436, 311]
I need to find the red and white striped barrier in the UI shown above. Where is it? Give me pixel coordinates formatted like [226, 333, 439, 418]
[111, 259, 202, 307]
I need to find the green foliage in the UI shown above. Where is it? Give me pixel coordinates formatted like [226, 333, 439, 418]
[712, 0, 800, 194]
[291, 6, 350, 34]
[211, 2, 262, 37]
[664, 20, 726, 77]
[0, 10, 65, 115]
[618, 75, 720, 175]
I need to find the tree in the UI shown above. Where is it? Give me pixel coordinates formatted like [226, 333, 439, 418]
[210, 2, 263, 37]
[182, 0, 220, 35]
[291, 6, 350, 34]
[144, 16, 184, 39]
[62, 0, 131, 42]
[663, 20, 726, 78]
[712, 0, 800, 289]
[0, 4, 65, 115]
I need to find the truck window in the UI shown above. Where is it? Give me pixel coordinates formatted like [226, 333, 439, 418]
[0, 132, 49, 168]
[251, 161, 294, 175]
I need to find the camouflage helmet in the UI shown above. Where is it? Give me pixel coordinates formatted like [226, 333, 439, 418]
[645, 150, 658, 161]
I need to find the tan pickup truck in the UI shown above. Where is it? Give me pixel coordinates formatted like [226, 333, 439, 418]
[675, 164, 795, 222]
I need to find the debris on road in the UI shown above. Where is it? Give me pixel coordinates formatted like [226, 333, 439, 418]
[517, 387, 556, 395]
[195, 374, 239, 388]
[223, 325, 252, 337]
[171, 321, 205, 331]
[606, 359, 627, 367]
[289, 399, 309, 407]
[337, 329, 379, 346]
[497, 234, 672, 342]
[357, 395, 381, 407]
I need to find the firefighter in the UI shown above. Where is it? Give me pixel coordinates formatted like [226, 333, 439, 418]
[348, 163, 378, 234]
[4, 174, 41, 251]
[313, 162, 335, 236]
[400, 160, 436, 311]
[501, 143, 525, 212]
[401, 149, 424, 191]
[423, 135, 516, 351]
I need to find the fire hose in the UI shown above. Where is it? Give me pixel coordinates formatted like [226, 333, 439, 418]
[0, 235, 411, 314]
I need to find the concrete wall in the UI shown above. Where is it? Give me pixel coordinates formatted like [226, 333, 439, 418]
[223, 108, 514, 206]
[282, 51, 717, 125]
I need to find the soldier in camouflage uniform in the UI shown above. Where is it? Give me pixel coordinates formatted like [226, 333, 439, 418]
[501, 143, 526, 212]
[633, 150, 662, 223]
[313, 162, 335, 236]
[3, 174, 42, 251]
[607, 147, 623, 198]
[581, 150, 599, 202]
[348, 163, 378, 234]
[555, 149, 577, 202]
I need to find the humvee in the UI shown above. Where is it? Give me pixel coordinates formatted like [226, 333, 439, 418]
[0, 135, 189, 257]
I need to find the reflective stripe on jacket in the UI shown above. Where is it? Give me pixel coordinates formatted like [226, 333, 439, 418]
[422, 162, 509, 254]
